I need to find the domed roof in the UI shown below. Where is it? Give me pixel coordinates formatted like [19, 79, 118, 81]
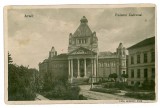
[73, 16, 92, 37]
[80, 16, 88, 23]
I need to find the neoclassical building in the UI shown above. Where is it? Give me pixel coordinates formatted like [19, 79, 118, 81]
[39, 16, 127, 84]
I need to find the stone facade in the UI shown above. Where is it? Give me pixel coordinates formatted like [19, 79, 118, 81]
[39, 16, 127, 83]
[127, 37, 155, 86]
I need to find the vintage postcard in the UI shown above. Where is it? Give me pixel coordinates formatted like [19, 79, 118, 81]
[4, 4, 156, 104]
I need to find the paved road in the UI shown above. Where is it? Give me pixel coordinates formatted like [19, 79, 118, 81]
[79, 85, 134, 100]
[35, 93, 49, 101]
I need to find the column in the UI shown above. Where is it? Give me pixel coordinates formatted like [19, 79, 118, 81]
[84, 58, 87, 77]
[77, 59, 80, 77]
[71, 59, 73, 78]
[91, 59, 94, 76]
[91, 59, 94, 83]
[94, 59, 96, 77]
[68, 60, 70, 78]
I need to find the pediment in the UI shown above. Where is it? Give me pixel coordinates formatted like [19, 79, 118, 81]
[69, 47, 96, 55]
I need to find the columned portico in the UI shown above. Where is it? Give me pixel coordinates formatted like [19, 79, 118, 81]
[68, 57, 97, 80]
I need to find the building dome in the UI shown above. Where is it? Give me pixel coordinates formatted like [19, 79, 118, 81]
[118, 43, 124, 49]
[80, 16, 88, 23]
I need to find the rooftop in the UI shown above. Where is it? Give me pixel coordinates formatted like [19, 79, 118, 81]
[127, 36, 155, 50]
[98, 51, 118, 58]
[72, 16, 92, 37]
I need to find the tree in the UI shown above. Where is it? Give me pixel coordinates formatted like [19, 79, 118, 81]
[121, 74, 128, 82]
[8, 52, 36, 100]
[109, 73, 118, 82]
[8, 52, 13, 64]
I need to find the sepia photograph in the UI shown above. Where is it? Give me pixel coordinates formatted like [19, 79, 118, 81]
[4, 4, 156, 104]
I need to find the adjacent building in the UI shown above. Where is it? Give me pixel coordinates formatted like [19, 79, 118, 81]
[39, 16, 127, 84]
[127, 37, 155, 86]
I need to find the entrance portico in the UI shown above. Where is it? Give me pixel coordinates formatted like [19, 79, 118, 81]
[68, 47, 97, 82]
[68, 58, 97, 78]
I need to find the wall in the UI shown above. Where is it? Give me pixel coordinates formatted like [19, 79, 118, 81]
[128, 44, 155, 86]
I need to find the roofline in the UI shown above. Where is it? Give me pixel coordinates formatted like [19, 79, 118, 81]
[127, 36, 155, 50]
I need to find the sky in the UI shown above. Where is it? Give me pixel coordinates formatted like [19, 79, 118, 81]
[7, 6, 155, 69]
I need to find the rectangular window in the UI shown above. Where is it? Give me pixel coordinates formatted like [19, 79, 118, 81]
[104, 63, 107, 67]
[99, 63, 101, 67]
[151, 52, 155, 62]
[101, 62, 104, 68]
[78, 39, 80, 44]
[131, 81, 134, 85]
[144, 53, 148, 63]
[144, 69, 148, 78]
[84, 39, 86, 43]
[137, 54, 140, 63]
[137, 69, 140, 78]
[131, 56, 134, 64]
[152, 68, 155, 78]
[131, 69, 134, 78]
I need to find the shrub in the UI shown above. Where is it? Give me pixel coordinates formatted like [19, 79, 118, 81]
[52, 84, 67, 98]
[79, 94, 87, 100]
[109, 73, 118, 82]
[115, 82, 128, 90]
[42, 82, 81, 100]
[103, 82, 116, 88]
[65, 85, 80, 100]
[142, 79, 155, 91]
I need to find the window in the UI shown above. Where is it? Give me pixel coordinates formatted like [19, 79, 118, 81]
[78, 39, 80, 44]
[131, 81, 134, 85]
[131, 69, 134, 78]
[78, 39, 87, 44]
[84, 39, 87, 43]
[136, 81, 140, 86]
[82, 39, 84, 44]
[131, 56, 134, 64]
[100, 62, 104, 68]
[104, 63, 107, 67]
[107, 62, 110, 67]
[102, 63, 104, 67]
[144, 69, 148, 78]
[122, 61, 125, 66]
[152, 68, 155, 78]
[111, 62, 115, 67]
[137, 69, 141, 78]
[99, 63, 101, 67]
[137, 54, 140, 63]
[151, 52, 155, 62]
[144, 53, 148, 63]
